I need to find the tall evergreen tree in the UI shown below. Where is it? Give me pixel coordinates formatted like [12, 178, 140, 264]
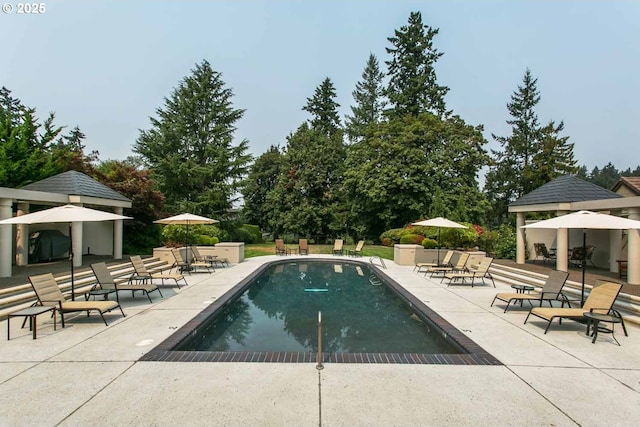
[530, 120, 578, 189]
[0, 86, 92, 187]
[385, 11, 449, 117]
[266, 79, 346, 240]
[133, 60, 252, 218]
[345, 53, 386, 142]
[485, 69, 575, 225]
[302, 77, 341, 138]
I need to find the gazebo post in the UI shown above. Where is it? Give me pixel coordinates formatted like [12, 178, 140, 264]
[516, 213, 525, 264]
[629, 208, 640, 285]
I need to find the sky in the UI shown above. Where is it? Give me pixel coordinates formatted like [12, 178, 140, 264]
[2, 0, 639, 180]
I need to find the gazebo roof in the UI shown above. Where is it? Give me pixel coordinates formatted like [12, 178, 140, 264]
[612, 177, 640, 196]
[22, 170, 130, 203]
[510, 175, 622, 207]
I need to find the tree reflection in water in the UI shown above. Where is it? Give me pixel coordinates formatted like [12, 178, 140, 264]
[179, 261, 459, 354]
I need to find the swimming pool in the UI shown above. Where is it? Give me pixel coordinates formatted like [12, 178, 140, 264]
[141, 259, 500, 365]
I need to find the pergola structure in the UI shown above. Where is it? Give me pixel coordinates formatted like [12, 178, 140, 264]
[509, 175, 640, 285]
[0, 171, 131, 278]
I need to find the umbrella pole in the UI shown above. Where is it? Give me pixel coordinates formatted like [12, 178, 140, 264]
[69, 223, 75, 301]
[437, 228, 441, 264]
[581, 230, 586, 307]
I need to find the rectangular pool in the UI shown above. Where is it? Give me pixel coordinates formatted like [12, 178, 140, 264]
[141, 260, 501, 365]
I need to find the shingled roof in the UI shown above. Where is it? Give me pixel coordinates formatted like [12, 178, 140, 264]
[510, 175, 622, 207]
[22, 171, 130, 202]
[612, 176, 640, 196]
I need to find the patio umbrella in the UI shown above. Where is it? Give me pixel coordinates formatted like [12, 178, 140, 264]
[412, 217, 467, 262]
[154, 213, 218, 263]
[0, 204, 132, 300]
[522, 210, 640, 306]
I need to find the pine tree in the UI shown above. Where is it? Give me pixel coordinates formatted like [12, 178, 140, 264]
[345, 53, 386, 142]
[134, 60, 252, 218]
[0, 86, 91, 187]
[302, 77, 341, 138]
[385, 11, 449, 117]
[485, 69, 576, 225]
[530, 120, 578, 189]
[267, 79, 346, 240]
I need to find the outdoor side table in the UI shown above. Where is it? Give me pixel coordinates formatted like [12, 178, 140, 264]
[287, 248, 299, 255]
[510, 284, 536, 307]
[583, 312, 623, 345]
[511, 284, 535, 294]
[8, 306, 56, 340]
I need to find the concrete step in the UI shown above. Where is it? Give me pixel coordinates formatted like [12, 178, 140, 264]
[0, 257, 173, 321]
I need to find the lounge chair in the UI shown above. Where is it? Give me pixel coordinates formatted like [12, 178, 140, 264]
[29, 273, 125, 327]
[491, 270, 570, 312]
[414, 250, 454, 274]
[275, 239, 287, 256]
[429, 252, 469, 278]
[191, 246, 229, 268]
[332, 239, 344, 256]
[171, 248, 213, 274]
[533, 243, 556, 264]
[348, 240, 364, 257]
[298, 239, 309, 255]
[88, 262, 162, 303]
[524, 281, 627, 335]
[130, 255, 187, 288]
[443, 257, 495, 287]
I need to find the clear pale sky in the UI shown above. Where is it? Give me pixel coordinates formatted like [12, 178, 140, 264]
[2, 0, 639, 177]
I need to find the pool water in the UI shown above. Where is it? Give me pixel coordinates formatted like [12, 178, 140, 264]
[175, 261, 461, 354]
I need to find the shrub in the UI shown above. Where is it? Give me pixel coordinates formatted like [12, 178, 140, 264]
[199, 235, 219, 246]
[439, 222, 480, 249]
[421, 238, 438, 249]
[399, 234, 425, 244]
[379, 228, 405, 244]
[381, 237, 394, 247]
[493, 224, 517, 259]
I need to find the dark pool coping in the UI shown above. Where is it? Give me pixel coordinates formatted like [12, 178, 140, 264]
[140, 259, 502, 366]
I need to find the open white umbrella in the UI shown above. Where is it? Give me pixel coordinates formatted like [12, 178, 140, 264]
[154, 213, 218, 264]
[0, 204, 132, 300]
[412, 217, 467, 262]
[522, 210, 640, 305]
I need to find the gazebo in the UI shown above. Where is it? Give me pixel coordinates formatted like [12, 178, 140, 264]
[0, 171, 131, 277]
[509, 175, 640, 285]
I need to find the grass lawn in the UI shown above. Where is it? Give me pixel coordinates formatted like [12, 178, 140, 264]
[244, 243, 394, 260]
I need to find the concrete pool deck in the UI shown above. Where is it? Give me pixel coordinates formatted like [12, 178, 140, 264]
[1, 255, 639, 426]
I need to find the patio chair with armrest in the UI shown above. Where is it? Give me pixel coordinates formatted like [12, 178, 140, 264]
[298, 239, 309, 255]
[443, 257, 495, 287]
[569, 245, 596, 268]
[332, 239, 344, 256]
[414, 250, 454, 274]
[88, 262, 162, 303]
[275, 239, 287, 256]
[348, 240, 365, 257]
[491, 270, 570, 313]
[534, 243, 556, 264]
[190, 246, 229, 269]
[29, 272, 125, 327]
[130, 255, 187, 288]
[524, 281, 627, 335]
[429, 252, 470, 278]
[171, 248, 212, 274]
